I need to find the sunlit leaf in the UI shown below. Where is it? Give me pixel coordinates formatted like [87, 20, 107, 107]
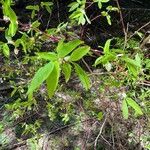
[27, 62, 54, 95]
[2, 2, 18, 37]
[104, 39, 111, 54]
[8, 21, 18, 37]
[70, 46, 90, 61]
[3, 43, 10, 58]
[36, 52, 58, 61]
[122, 99, 129, 119]
[135, 53, 141, 68]
[68, 2, 79, 12]
[73, 63, 91, 90]
[126, 63, 138, 77]
[97, 112, 103, 120]
[126, 98, 143, 116]
[62, 63, 72, 82]
[123, 57, 141, 68]
[46, 61, 60, 98]
[31, 20, 41, 28]
[57, 39, 83, 57]
[94, 52, 116, 66]
[106, 15, 111, 25]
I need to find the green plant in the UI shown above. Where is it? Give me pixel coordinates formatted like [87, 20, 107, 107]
[0, 0, 150, 149]
[27, 39, 91, 99]
[122, 97, 143, 119]
[68, 0, 118, 25]
[1, 0, 18, 37]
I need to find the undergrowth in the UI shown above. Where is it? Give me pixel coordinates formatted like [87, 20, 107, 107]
[0, 0, 150, 149]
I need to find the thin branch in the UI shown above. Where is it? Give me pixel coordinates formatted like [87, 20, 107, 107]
[47, 118, 95, 137]
[94, 114, 107, 150]
[82, 58, 93, 73]
[91, 14, 101, 22]
[115, 0, 127, 49]
[137, 82, 150, 87]
[128, 21, 150, 40]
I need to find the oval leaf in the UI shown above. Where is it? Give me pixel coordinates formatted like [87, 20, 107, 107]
[8, 21, 18, 37]
[126, 98, 143, 116]
[73, 63, 91, 90]
[122, 57, 141, 68]
[3, 43, 10, 58]
[57, 39, 84, 57]
[36, 52, 58, 61]
[94, 53, 116, 66]
[122, 99, 129, 119]
[27, 62, 54, 95]
[104, 39, 111, 54]
[62, 63, 72, 82]
[46, 61, 60, 98]
[70, 46, 90, 61]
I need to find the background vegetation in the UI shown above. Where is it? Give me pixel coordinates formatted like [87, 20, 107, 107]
[0, 0, 150, 149]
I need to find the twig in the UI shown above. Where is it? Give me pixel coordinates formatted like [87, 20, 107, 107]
[56, 0, 60, 23]
[85, 2, 94, 10]
[47, 118, 95, 138]
[91, 14, 101, 22]
[128, 21, 150, 40]
[2, 141, 26, 150]
[115, 0, 127, 49]
[0, 81, 26, 91]
[137, 82, 150, 87]
[101, 135, 112, 147]
[94, 114, 107, 150]
[82, 58, 93, 73]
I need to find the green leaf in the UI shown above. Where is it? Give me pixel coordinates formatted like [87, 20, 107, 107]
[70, 46, 90, 61]
[31, 21, 41, 28]
[62, 63, 72, 82]
[94, 52, 116, 66]
[41, 2, 53, 7]
[57, 39, 83, 57]
[135, 53, 141, 68]
[126, 63, 138, 77]
[126, 98, 143, 116]
[136, 31, 143, 38]
[68, 2, 79, 12]
[106, 6, 119, 11]
[3, 43, 10, 58]
[98, 1, 102, 9]
[106, 15, 111, 25]
[122, 99, 129, 119]
[26, 5, 39, 11]
[15, 38, 27, 53]
[46, 61, 60, 98]
[3, 4, 17, 23]
[36, 52, 58, 61]
[69, 10, 82, 19]
[62, 113, 70, 124]
[97, 112, 103, 120]
[78, 14, 86, 25]
[73, 63, 91, 90]
[101, 0, 110, 2]
[41, 2, 53, 13]
[3, 3, 18, 37]
[27, 62, 54, 95]
[145, 59, 150, 68]
[56, 39, 64, 52]
[122, 57, 141, 68]
[8, 21, 18, 37]
[104, 39, 111, 54]
[122, 56, 142, 77]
